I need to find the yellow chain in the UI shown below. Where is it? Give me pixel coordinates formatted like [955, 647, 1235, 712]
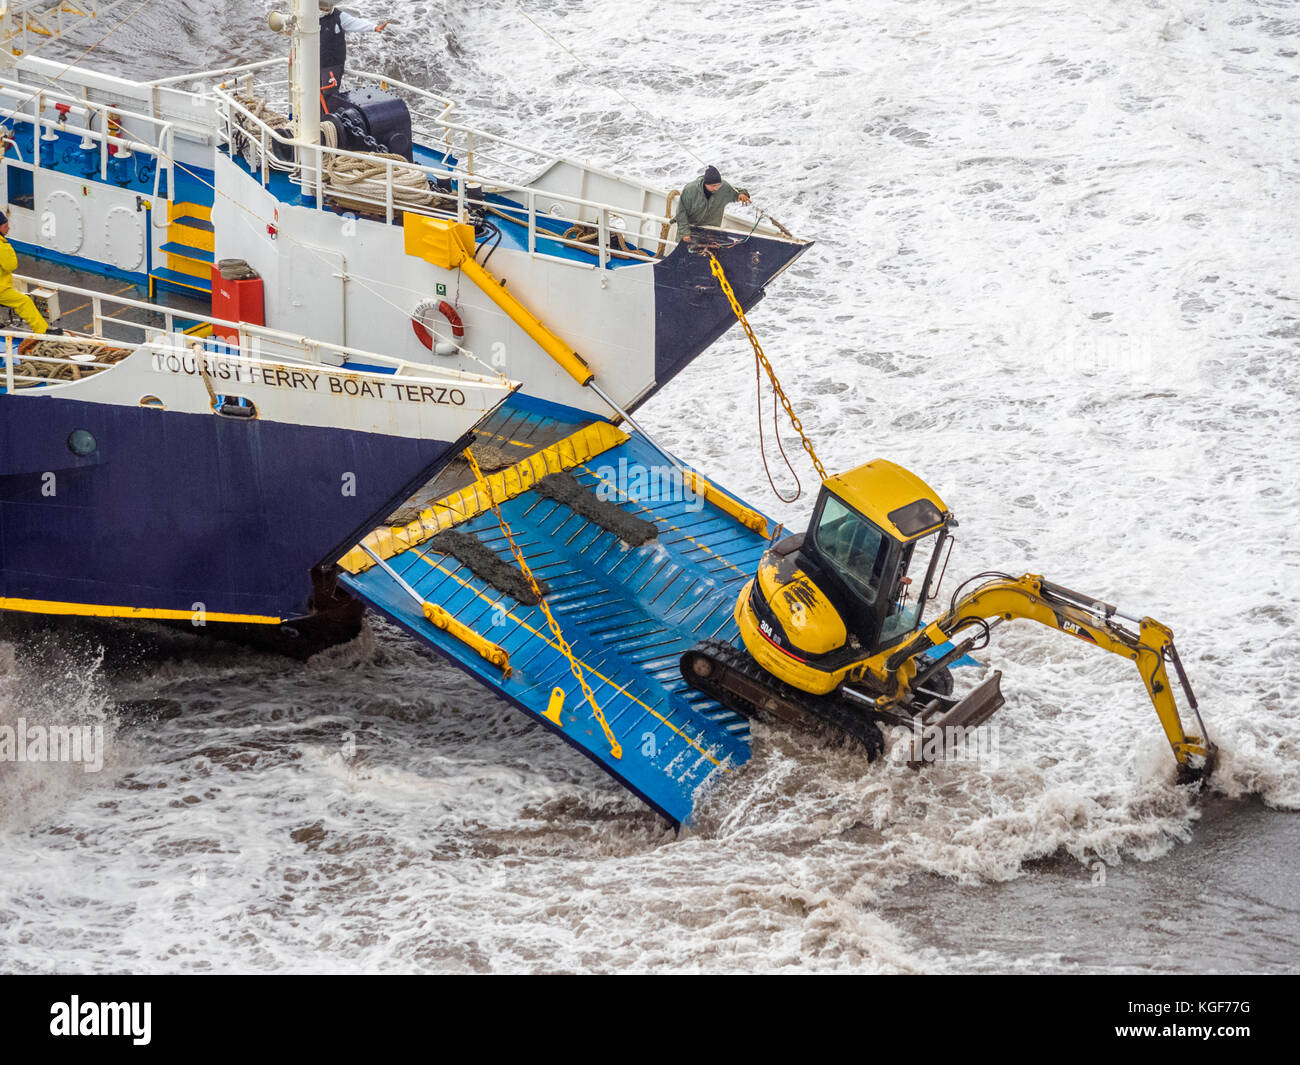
[708, 252, 828, 483]
[462, 447, 622, 760]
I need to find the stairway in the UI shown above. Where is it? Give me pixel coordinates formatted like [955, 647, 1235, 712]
[150, 200, 214, 298]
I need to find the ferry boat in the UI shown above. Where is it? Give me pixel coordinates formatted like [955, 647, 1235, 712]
[0, 3, 814, 819]
[0, 0, 808, 423]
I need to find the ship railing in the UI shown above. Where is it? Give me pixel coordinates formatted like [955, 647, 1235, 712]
[9, 274, 510, 387]
[335, 68, 776, 247]
[12, 54, 222, 141]
[1, 332, 119, 392]
[215, 92, 752, 269]
[0, 74, 181, 201]
[213, 68, 785, 267]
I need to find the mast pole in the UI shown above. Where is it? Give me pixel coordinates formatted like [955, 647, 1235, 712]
[290, 0, 321, 191]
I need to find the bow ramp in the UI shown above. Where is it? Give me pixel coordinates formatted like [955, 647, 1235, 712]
[337, 398, 774, 824]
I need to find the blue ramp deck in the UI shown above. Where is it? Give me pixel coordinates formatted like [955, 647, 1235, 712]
[341, 428, 772, 824]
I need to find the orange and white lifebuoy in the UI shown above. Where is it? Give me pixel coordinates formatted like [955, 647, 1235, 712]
[412, 298, 465, 353]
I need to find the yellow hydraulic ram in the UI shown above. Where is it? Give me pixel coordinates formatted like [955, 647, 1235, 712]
[403, 216, 594, 387]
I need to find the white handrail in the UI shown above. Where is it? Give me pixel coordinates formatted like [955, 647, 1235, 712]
[216, 89, 685, 264]
[212, 65, 793, 263]
[11, 274, 507, 385]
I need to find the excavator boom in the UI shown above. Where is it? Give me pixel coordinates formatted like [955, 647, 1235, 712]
[864, 574, 1216, 782]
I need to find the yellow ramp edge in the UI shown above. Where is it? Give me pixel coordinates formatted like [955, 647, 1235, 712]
[338, 420, 630, 574]
[683, 471, 769, 538]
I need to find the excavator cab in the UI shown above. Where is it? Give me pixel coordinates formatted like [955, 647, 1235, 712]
[735, 459, 952, 695]
[805, 479, 950, 649]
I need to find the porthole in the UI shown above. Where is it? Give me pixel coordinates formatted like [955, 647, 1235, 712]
[67, 428, 96, 456]
[139, 395, 164, 409]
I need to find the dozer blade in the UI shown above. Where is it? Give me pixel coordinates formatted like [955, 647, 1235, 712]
[923, 670, 1004, 732]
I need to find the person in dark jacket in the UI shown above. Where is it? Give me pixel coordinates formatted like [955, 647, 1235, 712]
[319, 1, 391, 108]
[673, 165, 751, 243]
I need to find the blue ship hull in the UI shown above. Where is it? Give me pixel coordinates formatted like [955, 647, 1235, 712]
[0, 392, 465, 622]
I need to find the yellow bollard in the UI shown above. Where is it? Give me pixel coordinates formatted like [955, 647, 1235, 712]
[542, 686, 565, 726]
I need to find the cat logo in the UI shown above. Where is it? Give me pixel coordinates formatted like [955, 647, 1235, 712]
[1055, 613, 1097, 643]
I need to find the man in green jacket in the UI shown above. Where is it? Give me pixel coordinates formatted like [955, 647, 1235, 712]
[674, 165, 751, 243]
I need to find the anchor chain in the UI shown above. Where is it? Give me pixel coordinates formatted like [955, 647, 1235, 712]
[708, 252, 828, 486]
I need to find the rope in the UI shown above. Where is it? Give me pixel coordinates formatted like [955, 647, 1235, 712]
[754, 341, 802, 504]
[6, 337, 131, 386]
[560, 223, 639, 259]
[659, 189, 680, 258]
[230, 94, 291, 169]
[323, 151, 437, 211]
[708, 252, 828, 490]
[462, 446, 622, 760]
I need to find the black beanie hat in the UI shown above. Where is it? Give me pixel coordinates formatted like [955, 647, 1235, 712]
[0, 211, 7, 226]
[703, 165, 721, 185]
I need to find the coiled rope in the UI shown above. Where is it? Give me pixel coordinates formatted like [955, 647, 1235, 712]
[231, 94, 292, 170]
[323, 152, 437, 212]
[7, 337, 131, 386]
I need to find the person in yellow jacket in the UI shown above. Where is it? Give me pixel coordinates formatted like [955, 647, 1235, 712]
[0, 210, 54, 335]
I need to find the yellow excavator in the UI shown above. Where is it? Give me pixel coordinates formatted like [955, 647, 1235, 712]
[681, 458, 1216, 783]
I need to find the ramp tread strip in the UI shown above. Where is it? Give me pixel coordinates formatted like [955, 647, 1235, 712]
[575, 461, 760, 582]
[626, 641, 693, 662]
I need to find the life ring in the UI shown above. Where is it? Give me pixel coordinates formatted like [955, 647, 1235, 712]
[412, 298, 465, 351]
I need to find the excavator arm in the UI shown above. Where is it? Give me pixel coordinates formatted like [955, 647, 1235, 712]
[859, 574, 1216, 782]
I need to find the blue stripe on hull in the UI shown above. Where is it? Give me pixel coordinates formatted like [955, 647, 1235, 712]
[8, 239, 148, 288]
[0, 393, 461, 619]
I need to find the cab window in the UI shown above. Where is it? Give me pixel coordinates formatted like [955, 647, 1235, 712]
[813, 494, 889, 604]
[880, 528, 942, 641]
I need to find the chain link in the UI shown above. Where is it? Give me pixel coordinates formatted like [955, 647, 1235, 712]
[708, 253, 828, 483]
[462, 447, 622, 760]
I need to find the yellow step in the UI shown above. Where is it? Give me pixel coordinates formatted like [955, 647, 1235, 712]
[169, 214, 214, 254]
[164, 252, 212, 281]
[168, 200, 212, 223]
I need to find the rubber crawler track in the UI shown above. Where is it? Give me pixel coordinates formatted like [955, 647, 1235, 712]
[682, 639, 885, 760]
